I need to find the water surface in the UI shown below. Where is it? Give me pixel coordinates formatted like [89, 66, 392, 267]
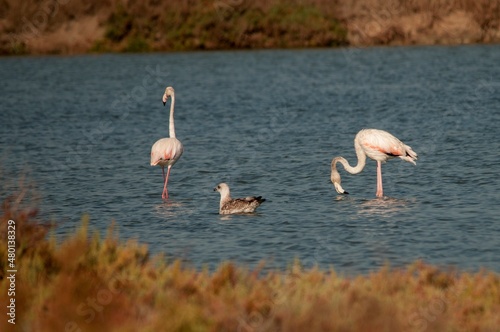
[1, 45, 499, 274]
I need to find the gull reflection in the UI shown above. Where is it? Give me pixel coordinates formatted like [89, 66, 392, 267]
[218, 214, 234, 221]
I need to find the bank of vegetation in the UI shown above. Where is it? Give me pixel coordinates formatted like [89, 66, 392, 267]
[1, 192, 499, 331]
[1, 0, 499, 55]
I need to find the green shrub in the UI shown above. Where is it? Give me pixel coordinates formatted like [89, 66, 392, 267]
[89, 39, 110, 53]
[105, 5, 133, 42]
[123, 37, 151, 53]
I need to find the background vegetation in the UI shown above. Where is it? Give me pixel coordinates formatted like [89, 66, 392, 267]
[1, 192, 499, 331]
[1, 0, 499, 55]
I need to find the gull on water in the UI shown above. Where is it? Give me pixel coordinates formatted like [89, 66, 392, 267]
[213, 183, 266, 214]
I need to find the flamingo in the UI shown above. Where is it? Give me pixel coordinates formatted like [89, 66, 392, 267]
[150, 87, 184, 199]
[331, 129, 417, 197]
[214, 183, 266, 214]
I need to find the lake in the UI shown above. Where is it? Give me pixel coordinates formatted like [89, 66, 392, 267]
[1, 45, 499, 275]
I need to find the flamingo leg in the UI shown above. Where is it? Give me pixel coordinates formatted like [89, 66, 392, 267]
[376, 161, 383, 198]
[162, 166, 172, 199]
[162, 166, 166, 183]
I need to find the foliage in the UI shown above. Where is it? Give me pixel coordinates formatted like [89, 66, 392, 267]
[1, 0, 500, 54]
[105, 4, 133, 43]
[89, 39, 110, 53]
[8, 41, 28, 56]
[124, 37, 151, 53]
[1, 194, 500, 331]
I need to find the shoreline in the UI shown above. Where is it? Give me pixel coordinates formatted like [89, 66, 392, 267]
[2, 41, 500, 59]
[2, 0, 499, 56]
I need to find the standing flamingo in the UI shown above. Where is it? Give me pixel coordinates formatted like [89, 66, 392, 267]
[151, 87, 184, 199]
[331, 129, 417, 197]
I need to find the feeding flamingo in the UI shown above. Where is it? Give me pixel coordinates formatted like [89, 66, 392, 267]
[331, 129, 417, 197]
[151, 87, 184, 199]
[214, 183, 266, 214]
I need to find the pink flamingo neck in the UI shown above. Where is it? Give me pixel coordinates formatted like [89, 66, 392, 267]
[169, 94, 176, 138]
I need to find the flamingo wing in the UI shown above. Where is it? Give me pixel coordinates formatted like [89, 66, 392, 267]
[150, 138, 184, 166]
[357, 129, 414, 162]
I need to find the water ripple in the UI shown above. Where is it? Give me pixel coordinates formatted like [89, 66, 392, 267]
[1, 45, 499, 274]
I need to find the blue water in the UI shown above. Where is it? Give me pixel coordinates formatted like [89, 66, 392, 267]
[1, 45, 499, 275]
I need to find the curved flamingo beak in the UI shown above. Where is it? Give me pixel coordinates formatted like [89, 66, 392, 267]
[162, 94, 168, 106]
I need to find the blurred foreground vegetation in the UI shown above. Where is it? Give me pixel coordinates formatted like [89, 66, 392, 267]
[1, 193, 499, 332]
[1, 0, 499, 55]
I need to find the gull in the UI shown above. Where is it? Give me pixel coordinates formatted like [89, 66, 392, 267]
[214, 183, 265, 214]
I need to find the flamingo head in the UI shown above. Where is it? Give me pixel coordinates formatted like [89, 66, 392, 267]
[331, 159, 349, 195]
[333, 181, 348, 195]
[162, 86, 175, 106]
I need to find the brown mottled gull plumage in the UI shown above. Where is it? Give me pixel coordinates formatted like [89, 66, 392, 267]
[213, 183, 265, 215]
